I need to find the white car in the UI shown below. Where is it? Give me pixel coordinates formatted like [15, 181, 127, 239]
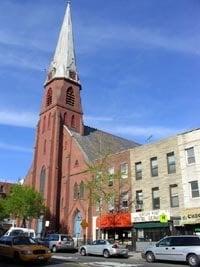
[142, 235, 200, 267]
[4, 227, 36, 238]
[79, 239, 129, 258]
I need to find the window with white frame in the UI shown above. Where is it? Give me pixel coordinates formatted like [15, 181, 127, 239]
[185, 147, 195, 164]
[135, 162, 142, 180]
[135, 190, 143, 211]
[121, 192, 129, 208]
[150, 157, 158, 177]
[190, 181, 200, 198]
[120, 163, 128, 179]
[167, 152, 176, 174]
[152, 187, 160, 209]
[169, 184, 179, 207]
[108, 167, 114, 186]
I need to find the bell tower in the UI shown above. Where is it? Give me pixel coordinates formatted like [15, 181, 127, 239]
[31, 2, 84, 231]
[41, 1, 84, 134]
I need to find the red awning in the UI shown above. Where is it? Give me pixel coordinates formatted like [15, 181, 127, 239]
[96, 212, 132, 229]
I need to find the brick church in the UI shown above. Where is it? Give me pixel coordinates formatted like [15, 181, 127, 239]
[25, 3, 138, 240]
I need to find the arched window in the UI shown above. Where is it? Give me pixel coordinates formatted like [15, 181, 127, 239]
[64, 141, 67, 150]
[43, 139, 46, 155]
[66, 87, 75, 106]
[71, 115, 75, 128]
[63, 112, 67, 125]
[47, 113, 51, 130]
[40, 166, 46, 196]
[46, 88, 52, 106]
[42, 116, 46, 133]
[79, 181, 84, 199]
[73, 183, 79, 200]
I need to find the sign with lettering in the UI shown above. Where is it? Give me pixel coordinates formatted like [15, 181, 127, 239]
[133, 210, 170, 223]
[159, 213, 168, 223]
[181, 208, 200, 225]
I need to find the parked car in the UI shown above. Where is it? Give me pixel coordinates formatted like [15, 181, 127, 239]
[142, 235, 200, 267]
[79, 239, 129, 258]
[4, 227, 36, 238]
[43, 233, 75, 252]
[0, 235, 51, 263]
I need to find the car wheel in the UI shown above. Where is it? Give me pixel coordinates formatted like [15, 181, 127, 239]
[187, 254, 200, 267]
[52, 245, 57, 253]
[146, 251, 155, 263]
[123, 254, 129, 258]
[103, 249, 110, 258]
[80, 248, 86, 256]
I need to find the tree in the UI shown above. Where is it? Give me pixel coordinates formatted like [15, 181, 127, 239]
[86, 157, 133, 239]
[3, 184, 45, 228]
[0, 198, 9, 221]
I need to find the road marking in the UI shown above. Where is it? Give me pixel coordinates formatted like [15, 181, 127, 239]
[83, 262, 142, 267]
[52, 255, 79, 260]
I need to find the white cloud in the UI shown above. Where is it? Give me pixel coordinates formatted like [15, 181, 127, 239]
[85, 115, 114, 123]
[101, 125, 181, 139]
[77, 23, 200, 56]
[0, 110, 37, 128]
[0, 142, 32, 153]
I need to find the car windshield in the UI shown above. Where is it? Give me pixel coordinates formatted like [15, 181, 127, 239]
[13, 237, 36, 245]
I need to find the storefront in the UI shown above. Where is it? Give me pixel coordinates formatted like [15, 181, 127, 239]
[181, 208, 200, 235]
[133, 209, 171, 242]
[96, 212, 133, 245]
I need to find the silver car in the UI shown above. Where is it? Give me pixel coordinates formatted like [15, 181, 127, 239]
[142, 235, 200, 267]
[43, 234, 75, 253]
[79, 239, 129, 258]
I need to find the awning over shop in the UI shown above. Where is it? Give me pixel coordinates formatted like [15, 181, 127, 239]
[97, 212, 132, 229]
[134, 222, 169, 229]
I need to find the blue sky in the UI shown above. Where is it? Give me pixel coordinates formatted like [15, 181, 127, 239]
[0, 0, 199, 182]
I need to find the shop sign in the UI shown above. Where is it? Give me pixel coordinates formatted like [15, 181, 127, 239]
[133, 210, 170, 223]
[181, 208, 200, 225]
[159, 213, 168, 223]
[96, 212, 132, 229]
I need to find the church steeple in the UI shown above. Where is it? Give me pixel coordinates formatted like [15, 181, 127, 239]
[46, 2, 79, 84]
[42, 1, 84, 135]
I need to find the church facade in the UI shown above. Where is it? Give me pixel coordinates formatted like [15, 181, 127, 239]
[25, 3, 138, 240]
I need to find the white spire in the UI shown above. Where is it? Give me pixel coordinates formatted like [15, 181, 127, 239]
[46, 2, 79, 83]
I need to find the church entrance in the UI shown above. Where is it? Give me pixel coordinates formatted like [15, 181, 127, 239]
[73, 211, 83, 246]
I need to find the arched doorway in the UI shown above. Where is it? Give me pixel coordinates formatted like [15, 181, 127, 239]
[36, 166, 46, 237]
[73, 210, 82, 239]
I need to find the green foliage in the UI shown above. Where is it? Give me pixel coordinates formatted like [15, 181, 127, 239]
[3, 184, 45, 225]
[86, 158, 121, 208]
[0, 198, 9, 221]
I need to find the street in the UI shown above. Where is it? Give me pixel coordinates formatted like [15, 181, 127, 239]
[0, 252, 188, 267]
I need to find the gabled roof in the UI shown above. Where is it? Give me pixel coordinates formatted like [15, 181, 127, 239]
[68, 125, 140, 161]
